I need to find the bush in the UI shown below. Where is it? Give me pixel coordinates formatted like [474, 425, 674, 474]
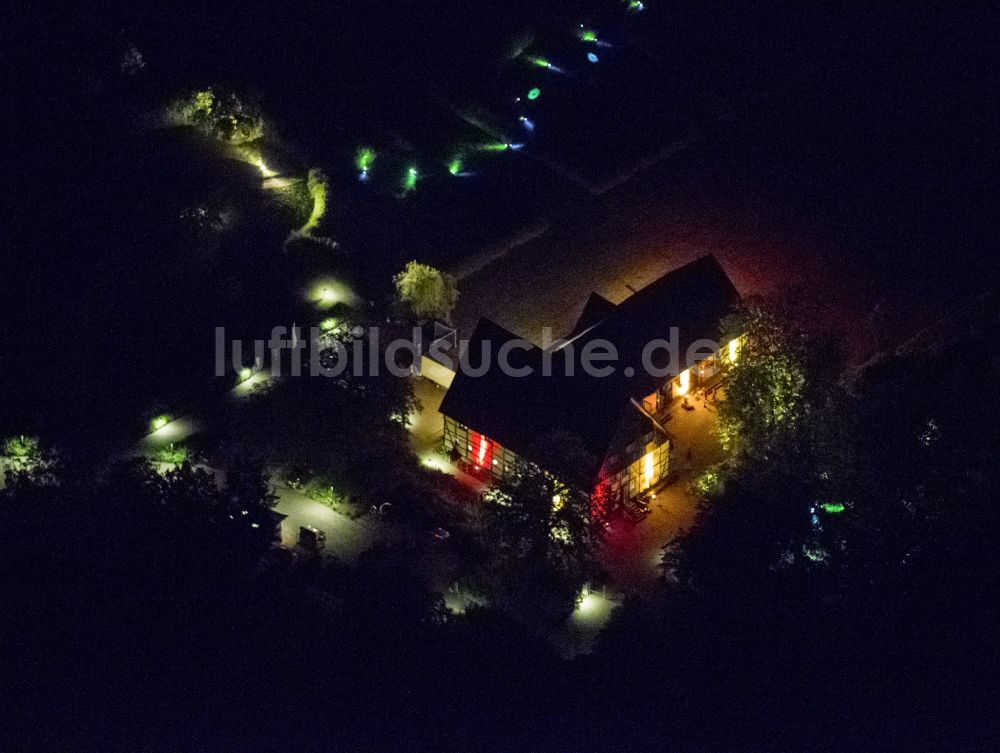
[692, 465, 726, 498]
[3, 435, 41, 461]
[163, 88, 215, 127]
[163, 88, 264, 144]
[154, 442, 188, 468]
[301, 168, 328, 233]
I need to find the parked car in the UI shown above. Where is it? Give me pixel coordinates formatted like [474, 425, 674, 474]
[298, 525, 326, 552]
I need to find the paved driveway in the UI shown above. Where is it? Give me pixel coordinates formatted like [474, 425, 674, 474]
[600, 390, 722, 590]
[272, 484, 383, 562]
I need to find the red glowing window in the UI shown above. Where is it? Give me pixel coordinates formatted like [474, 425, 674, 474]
[469, 431, 493, 469]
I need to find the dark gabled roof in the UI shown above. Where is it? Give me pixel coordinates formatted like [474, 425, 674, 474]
[587, 253, 741, 397]
[567, 292, 617, 339]
[438, 318, 549, 458]
[439, 255, 740, 469]
[439, 320, 632, 472]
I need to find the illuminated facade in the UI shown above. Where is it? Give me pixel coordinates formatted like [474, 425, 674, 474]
[444, 406, 672, 501]
[439, 255, 740, 514]
[598, 415, 671, 500]
[443, 418, 521, 479]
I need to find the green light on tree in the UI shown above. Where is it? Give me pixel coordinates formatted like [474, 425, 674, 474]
[403, 166, 418, 192]
[3, 435, 40, 460]
[448, 157, 463, 175]
[579, 29, 598, 42]
[355, 146, 376, 173]
[527, 87, 541, 100]
[319, 317, 339, 332]
[310, 278, 354, 309]
[820, 502, 845, 514]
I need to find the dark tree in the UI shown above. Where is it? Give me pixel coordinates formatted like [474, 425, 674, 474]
[480, 430, 599, 623]
[219, 337, 419, 503]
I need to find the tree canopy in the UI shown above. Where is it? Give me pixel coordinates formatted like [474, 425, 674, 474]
[644, 293, 1000, 752]
[393, 260, 459, 323]
[480, 431, 598, 623]
[217, 339, 418, 504]
[717, 295, 846, 460]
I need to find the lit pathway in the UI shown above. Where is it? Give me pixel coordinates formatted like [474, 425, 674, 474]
[408, 374, 487, 494]
[600, 390, 722, 590]
[408, 375, 447, 465]
[132, 371, 386, 563]
[140, 416, 205, 453]
[270, 484, 382, 561]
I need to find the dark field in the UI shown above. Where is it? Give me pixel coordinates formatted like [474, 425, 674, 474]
[4, 1, 998, 440]
[454, 5, 1000, 362]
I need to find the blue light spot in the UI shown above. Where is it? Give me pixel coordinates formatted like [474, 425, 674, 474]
[587, 52, 599, 63]
[519, 116, 535, 131]
[359, 170, 369, 182]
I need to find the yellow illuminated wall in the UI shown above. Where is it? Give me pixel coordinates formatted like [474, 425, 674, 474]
[643, 450, 655, 489]
[616, 440, 669, 498]
[673, 367, 691, 397]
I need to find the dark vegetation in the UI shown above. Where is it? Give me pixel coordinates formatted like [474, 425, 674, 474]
[210, 336, 420, 505]
[480, 431, 599, 623]
[4, 294, 998, 752]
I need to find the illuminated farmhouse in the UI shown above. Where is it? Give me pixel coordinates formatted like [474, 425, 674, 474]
[439, 254, 741, 512]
